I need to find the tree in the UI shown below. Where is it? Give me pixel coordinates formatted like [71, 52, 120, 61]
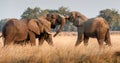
[99, 9, 120, 26]
[40, 9, 49, 16]
[58, 6, 70, 16]
[98, 9, 120, 30]
[21, 7, 41, 19]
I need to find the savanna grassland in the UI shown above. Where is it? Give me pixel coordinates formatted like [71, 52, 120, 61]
[0, 32, 120, 63]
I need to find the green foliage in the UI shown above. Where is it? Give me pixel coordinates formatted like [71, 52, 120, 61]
[58, 6, 70, 16]
[99, 9, 120, 30]
[21, 7, 41, 19]
[21, 7, 120, 31]
[40, 9, 49, 16]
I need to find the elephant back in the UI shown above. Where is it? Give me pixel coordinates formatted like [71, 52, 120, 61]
[94, 17, 109, 29]
[3, 19, 28, 32]
[2, 18, 28, 41]
[84, 17, 109, 33]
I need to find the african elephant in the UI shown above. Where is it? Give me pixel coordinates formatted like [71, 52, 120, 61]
[67, 11, 111, 48]
[46, 13, 66, 37]
[2, 18, 29, 46]
[2, 18, 53, 46]
[28, 17, 53, 45]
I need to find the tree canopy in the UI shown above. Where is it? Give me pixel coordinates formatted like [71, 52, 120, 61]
[0, 7, 120, 32]
[98, 9, 120, 30]
[21, 7, 41, 19]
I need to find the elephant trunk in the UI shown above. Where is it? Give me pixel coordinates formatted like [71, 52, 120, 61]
[54, 17, 66, 37]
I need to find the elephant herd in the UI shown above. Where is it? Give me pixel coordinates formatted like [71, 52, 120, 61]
[0, 11, 112, 48]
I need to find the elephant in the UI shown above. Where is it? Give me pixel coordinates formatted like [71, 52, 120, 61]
[34, 17, 53, 46]
[46, 13, 66, 37]
[2, 18, 28, 46]
[67, 11, 112, 48]
[2, 18, 53, 46]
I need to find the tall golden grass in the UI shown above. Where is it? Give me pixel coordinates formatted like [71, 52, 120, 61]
[0, 32, 120, 63]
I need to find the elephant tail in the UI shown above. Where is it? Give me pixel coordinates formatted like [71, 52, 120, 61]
[105, 29, 112, 46]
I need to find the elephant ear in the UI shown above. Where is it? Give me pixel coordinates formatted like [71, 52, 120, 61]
[38, 18, 52, 34]
[28, 19, 40, 35]
[44, 21, 52, 34]
[43, 19, 52, 34]
[73, 18, 84, 27]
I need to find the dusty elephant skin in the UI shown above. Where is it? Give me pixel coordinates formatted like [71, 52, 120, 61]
[36, 17, 53, 46]
[2, 19, 29, 46]
[46, 13, 66, 37]
[67, 11, 112, 48]
[25, 18, 53, 46]
[2, 18, 53, 46]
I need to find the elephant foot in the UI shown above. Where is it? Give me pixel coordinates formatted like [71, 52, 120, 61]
[84, 43, 88, 46]
[75, 40, 82, 47]
[31, 42, 36, 46]
[75, 43, 80, 47]
[48, 42, 54, 46]
[105, 43, 112, 47]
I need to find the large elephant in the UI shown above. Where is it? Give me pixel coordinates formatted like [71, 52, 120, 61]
[67, 11, 111, 48]
[2, 18, 53, 46]
[2, 19, 28, 46]
[34, 17, 53, 46]
[46, 13, 66, 37]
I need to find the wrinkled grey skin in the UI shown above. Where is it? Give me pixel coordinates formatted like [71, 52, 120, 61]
[67, 11, 111, 48]
[2, 18, 53, 46]
[46, 13, 66, 37]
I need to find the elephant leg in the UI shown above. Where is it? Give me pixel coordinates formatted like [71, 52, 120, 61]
[75, 40, 82, 46]
[4, 38, 13, 46]
[84, 37, 89, 46]
[45, 34, 53, 46]
[29, 31, 36, 46]
[97, 39, 104, 48]
[38, 37, 44, 46]
[97, 33, 105, 48]
[75, 33, 84, 46]
[4, 34, 15, 46]
[104, 30, 112, 46]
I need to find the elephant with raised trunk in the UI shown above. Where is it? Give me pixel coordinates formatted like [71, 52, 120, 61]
[2, 18, 53, 46]
[67, 11, 111, 48]
[46, 13, 66, 37]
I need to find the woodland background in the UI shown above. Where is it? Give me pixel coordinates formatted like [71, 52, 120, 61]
[0, 6, 120, 31]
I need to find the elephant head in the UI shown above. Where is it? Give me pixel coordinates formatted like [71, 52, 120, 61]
[67, 11, 88, 27]
[27, 19, 53, 46]
[67, 11, 112, 48]
[28, 19, 52, 35]
[46, 13, 66, 37]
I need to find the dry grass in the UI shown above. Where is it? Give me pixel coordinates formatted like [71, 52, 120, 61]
[0, 32, 120, 63]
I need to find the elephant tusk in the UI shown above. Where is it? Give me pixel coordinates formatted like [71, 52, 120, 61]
[47, 31, 52, 34]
